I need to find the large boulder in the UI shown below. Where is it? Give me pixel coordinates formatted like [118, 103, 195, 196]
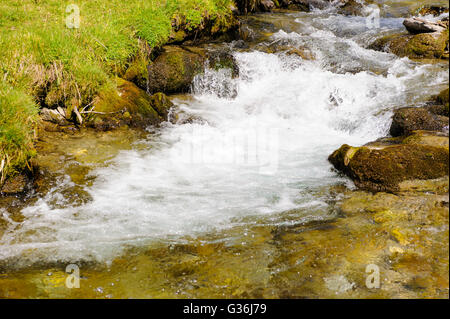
[147, 46, 206, 95]
[146, 46, 239, 94]
[369, 30, 449, 59]
[88, 78, 173, 130]
[328, 131, 449, 192]
[389, 106, 449, 137]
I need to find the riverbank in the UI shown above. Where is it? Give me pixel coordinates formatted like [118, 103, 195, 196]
[1, 0, 240, 187]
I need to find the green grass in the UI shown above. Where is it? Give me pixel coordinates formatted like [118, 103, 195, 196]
[0, 0, 234, 183]
[0, 82, 38, 183]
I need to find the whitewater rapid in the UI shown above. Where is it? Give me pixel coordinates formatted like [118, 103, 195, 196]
[1, 9, 448, 267]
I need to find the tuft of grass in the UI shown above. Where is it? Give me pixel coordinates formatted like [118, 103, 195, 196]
[0, 81, 39, 183]
[0, 0, 235, 183]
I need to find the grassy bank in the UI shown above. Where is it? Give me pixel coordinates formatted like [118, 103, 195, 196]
[0, 0, 235, 184]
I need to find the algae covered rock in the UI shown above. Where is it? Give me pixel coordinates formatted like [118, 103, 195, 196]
[124, 55, 150, 91]
[369, 30, 449, 59]
[328, 131, 449, 192]
[147, 45, 240, 94]
[147, 46, 206, 94]
[389, 106, 449, 137]
[89, 78, 173, 130]
[429, 88, 450, 116]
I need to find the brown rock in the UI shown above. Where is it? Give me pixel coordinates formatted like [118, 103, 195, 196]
[389, 107, 449, 137]
[329, 141, 449, 192]
[1, 174, 29, 195]
[403, 17, 446, 35]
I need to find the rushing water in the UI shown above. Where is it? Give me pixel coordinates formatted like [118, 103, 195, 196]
[0, 3, 449, 273]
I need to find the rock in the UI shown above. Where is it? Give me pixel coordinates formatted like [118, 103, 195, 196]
[88, 78, 173, 130]
[403, 17, 446, 34]
[401, 130, 449, 149]
[1, 174, 29, 195]
[430, 88, 450, 116]
[255, 40, 314, 59]
[416, 5, 449, 17]
[40, 108, 70, 126]
[147, 46, 206, 95]
[259, 0, 275, 12]
[148, 92, 173, 121]
[369, 29, 449, 59]
[389, 106, 449, 137]
[147, 45, 240, 95]
[328, 131, 449, 192]
[124, 55, 149, 91]
[207, 49, 240, 77]
[337, 0, 364, 16]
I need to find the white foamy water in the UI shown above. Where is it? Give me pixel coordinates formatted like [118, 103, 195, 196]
[1, 10, 448, 267]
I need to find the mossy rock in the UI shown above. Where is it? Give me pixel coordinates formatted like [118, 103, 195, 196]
[337, 0, 365, 16]
[401, 130, 449, 149]
[207, 49, 240, 77]
[89, 78, 173, 130]
[415, 5, 449, 17]
[389, 106, 449, 137]
[328, 133, 449, 192]
[124, 55, 149, 91]
[429, 88, 450, 116]
[148, 92, 173, 120]
[370, 30, 449, 59]
[147, 46, 206, 94]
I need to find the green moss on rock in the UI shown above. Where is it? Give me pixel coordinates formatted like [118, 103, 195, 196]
[147, 46, 206, 94]
[370, 30, 449, 59]
[328, 133, 449, 192]
[89, 78, 173, 130]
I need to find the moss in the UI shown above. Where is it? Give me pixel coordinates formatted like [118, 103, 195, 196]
[149, 92, 174, 119]
[147, 46, 206, 94]
[91, 78, 168, 130]
[434, 88, 450, 116]
[124, 55, 150, 91]
[390, 107, 448, 136]
[329, 140, 449, 192]
[371, 30, 449, 59]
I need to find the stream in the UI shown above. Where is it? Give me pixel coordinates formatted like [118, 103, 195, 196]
[0, 1, 448, 298]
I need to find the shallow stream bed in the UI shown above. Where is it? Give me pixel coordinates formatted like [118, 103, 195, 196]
[0, 2, 448, 298]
